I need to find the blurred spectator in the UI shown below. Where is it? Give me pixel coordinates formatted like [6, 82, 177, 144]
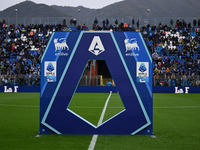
[137, 20, 139, 29]
[106, 80, 113, 86]
[193, 18, 197, 27]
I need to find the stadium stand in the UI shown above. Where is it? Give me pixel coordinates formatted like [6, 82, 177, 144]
[0, 19, 199, 87]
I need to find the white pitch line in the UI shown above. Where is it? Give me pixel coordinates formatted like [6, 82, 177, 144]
[69, 106, 123, 109]
[1, 103, 200, 109]
[0, 104, 39, 108]
[67, 106, 200, 109]
[154, 106, 200, 109]
[88, 91, 112, 150]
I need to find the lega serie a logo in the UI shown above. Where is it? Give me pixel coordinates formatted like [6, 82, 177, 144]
[46, 62, 55, 72]
[88, 36, 105, 56]
[137, 62, 149, 83]
[44, 61, 56, 82]
[139, 63, 147, 73]
[45, 62, 56, 75]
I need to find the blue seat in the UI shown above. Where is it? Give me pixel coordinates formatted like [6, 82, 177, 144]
[170, 56, 175, 60]
[156, 46, 163, 53]
[197, 46, 200, 50]
[194, 53, 198, 59]
[180, 82, 183, 87]
[190, 32, 196, 36]
[24, 66, 27, 70]
[28, 60, 32, 66]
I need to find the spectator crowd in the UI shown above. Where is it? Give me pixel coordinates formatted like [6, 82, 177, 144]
[0, 18, 200, 86]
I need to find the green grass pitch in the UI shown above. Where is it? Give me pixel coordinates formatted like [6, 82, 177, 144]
[0, 92, 200, 150]
[68, 93, 124, 126]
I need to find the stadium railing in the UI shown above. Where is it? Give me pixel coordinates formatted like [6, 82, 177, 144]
[0, 74, 40, 86]
[1, 16, 199, 28]
[153, 75, 200, 87]
[0, 74, 199, 87]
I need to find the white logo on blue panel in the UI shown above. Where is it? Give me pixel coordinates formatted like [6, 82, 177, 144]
[46, 62, 55, 72]
[45, 61, 56, 82]
[54, 38, 69, 51]
[88, 36, 105, 56]
[125, 38, 140, 57]
[137, 62, 149, 83]
[54, 38, 69, 56]
[139, 63, 147, 72]
[46, 76, 56, 82]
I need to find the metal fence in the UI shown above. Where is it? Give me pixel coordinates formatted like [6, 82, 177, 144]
[1, 74, 200, 87]
[1, 16, 199, 28]
[153, 75, 200, 87]
[0, 74, 40, 86]
[0, 75, 102, 86]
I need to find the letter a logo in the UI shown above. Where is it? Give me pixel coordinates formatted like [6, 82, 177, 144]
[88, 36, 105, 56]
[46, 63, 55, 72]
